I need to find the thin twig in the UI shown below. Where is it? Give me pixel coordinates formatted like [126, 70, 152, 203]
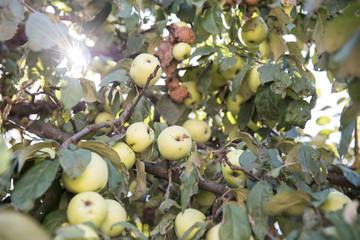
[352, 117, 360, 169]
[21, 1, 37, 13]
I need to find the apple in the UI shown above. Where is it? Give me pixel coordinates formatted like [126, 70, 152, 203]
[319, 189, 351, 212]
[183, 81, 202, 108]
[103, 88, 124, 113]
[125, 122, 155, 153]
[67, 192, 107, 228]
[55, 224, 100, 240]
[173, 42, 192, 62]
[62, 152, 108, 193]
[258, 40, 273, 59]
[244, 64, 262, 93]
[219, 55, 244, 80]
[221, 150, 246, 188]
[94, 112, 115, 132]
[182, 119, 211, 143]
[129, 53, 163, 88]
[194, 190, 216, 207]
[157, 125, 192, 161]
[226, 94, 245, 114]
[240, 17, 268, 47]
[99, 199, 127, 237]
[210, 64, 228, 89]
[205, 223, 220, 240]
[112, 142, 136, 169]
[174, 208, 206, 240]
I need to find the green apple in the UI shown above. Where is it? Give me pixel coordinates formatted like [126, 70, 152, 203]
[210, 64, 228, 89]
[226, 94, 245, 114]
[67, 192, 107, 228]
[103, 88, 124, 113]
[240, 17, 268, 47]
[94, 112, 115, 132]
[125, 122, 155, 153]
[157, 125, 192, 161]
[55, 224, 100, 240]
[182, 119, 211, 143]
[183, 81, 202, 108]
[219, 55, 244, 80]
[173, 42, 192, 61]
[99, 199, 127, 238]
[205, 223, 220, 240]
[258, 40, 273, 59]
[174, 208, 206, 240]
[319, 189, 351, 212]
[62, 152, 108, 193]
[221, 150, 246, 188]
[194, 190, 216, 207]
[129, 53, 163, 88]
[244, 64, 262, 93]
[112, 142, 136, 169]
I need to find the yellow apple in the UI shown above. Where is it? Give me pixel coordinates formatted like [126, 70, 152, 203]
[103, 88, 124, 113]
[99, 199, 127, 238]
[221, 150, 246, 188]
[319, 190, 351, 212]
[226, 94, 245, 114]
[174, 208, 206, 240]
[62, 152, 108, 193]
[240, 17, 268, 47]
[244, 64, 262, 93]
[125, 122, 155, 153]
[205, 223, 220, 240]
[259, 40, 273, 59]
[112, 142, 136, 169]
[173, 42, 192, 61]
[183, 81, 202, 108]
[157, 125, 192, 161]
[67, 192, 107, 228]
[94, 112, 115, 132]
[55, 224, 100, 240]
[182, 119, 211, 143]
[129, 53, 162, 88]
[210, 64, 228, 89]
[219, 55, 244, 80]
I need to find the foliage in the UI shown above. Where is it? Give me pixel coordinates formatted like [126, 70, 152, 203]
[1, 0, 360, 239]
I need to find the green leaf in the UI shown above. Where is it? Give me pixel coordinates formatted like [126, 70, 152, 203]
[232, 61, 251, 102]
[339, 166, 360, 187]
[219, 204, 251, 240]
[239, 151, 261, 171]
[264, 191, 311, 216]
[84, 1, 112, 31]
[338, 119, 356, 158]
[219, 55, 237, 72]
[17, 141, 59, 172]
[125, 34, 145, 56]
[0, 0, 24, 41]
[180, 168, 198, 212]
[150, 213, 176, 236]
[327, 210, 360, 240]
[25, 13, 69, 51]
[247, 182, 273, 240]
[79, 78, 97, 102]
[324, 0, 352, 14]
[105, 157, 124, 192]
[202, 4, 223, 35]
[190, 45, 216, 60]
[179, 222, 208, 240]
[284, 100, 312, 129]
[269, 31, 287, 59]
[298, 144, 327, 184]
[130, 160, 147, 201]
[257, 64, 282, 84]
[197, 62, 212, 96]
[159, 199, 181, 215]
[116, 0, 133, 18]
[262, 149, 283, 169]
[229, 130, 260, 156]
[60, 76, 83, 109]
[0, 208, 51, 240]
[77, 140, 122, 170]
[11, 160, 60, 212]
[58, 148, 91, 179]
[237, 99, 255, 130]
[99, 69, 130, 87]
[156, 95, 186, 125]
[254, 84, 283, 121]
[42, 209, 67, 234]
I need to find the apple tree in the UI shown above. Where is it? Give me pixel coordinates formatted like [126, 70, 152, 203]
[1, 0, 360, 239]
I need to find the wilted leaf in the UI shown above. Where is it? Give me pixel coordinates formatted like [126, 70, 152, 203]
[247, 182, 273, 240]
[0, 208, 51, 240]
[219, 204, 251, 240]
[79, 78, 97, 102]
[11, 160, 60, 211]
[265, 190, 310, 216]
[25, 13, 69, 51]
[159, 199, 181, 215]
